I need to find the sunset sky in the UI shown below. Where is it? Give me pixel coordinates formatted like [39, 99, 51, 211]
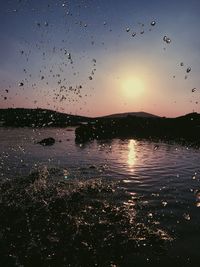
[0, 0, 200, 117]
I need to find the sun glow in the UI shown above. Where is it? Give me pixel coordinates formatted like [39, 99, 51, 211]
[122, 77, 144, 98]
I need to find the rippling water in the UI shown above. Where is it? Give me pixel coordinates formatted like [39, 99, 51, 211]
[1, 127, 200, 265]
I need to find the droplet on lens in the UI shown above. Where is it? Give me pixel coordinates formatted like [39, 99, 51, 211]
[183, 213, 191, 220]
[163, 36, 167, 42]
[151, 21, 156, 26]
[166, 37, 171, 44]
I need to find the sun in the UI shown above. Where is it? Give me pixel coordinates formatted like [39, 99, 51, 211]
[122, 77, 144, 98]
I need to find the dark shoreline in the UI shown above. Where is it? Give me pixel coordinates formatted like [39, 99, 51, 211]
[1, 108, 200, 148]
[75, 113, 200, 148]
[0, 108, 90, 128]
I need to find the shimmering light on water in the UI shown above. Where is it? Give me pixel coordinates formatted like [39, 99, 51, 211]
[1, 128, 200, 264]
[127, 139, 137, 172]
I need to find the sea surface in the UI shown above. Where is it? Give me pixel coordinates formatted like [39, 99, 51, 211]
[1, 127, 200, 265]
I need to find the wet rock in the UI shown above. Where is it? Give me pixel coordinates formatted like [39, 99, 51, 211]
[37, 137, 55, 146]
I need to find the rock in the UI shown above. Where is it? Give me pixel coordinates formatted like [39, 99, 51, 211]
[37, 137, 55, 146]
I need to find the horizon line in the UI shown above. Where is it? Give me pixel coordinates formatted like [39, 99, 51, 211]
[0, 106, 198, 119]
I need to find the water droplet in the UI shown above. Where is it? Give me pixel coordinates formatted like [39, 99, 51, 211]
[183, 213, 191, 220]
[148, 212, 153, 218]
[18, 82, 24, 87]
[163, 35, 171, 44]
[196, 203, 200, 208]
[140, 30, 144, 34]
[163, 36, 167, 42]
[162, 201, 168, 207]
[151, 21, 156, 26]
[89, 76, 93, 80]
[132, 32, 136, 37]
[180, 62, 184, 66]
[67, 53, 71, 60]
[126, 27, 130, 32]
[154, 145, 159, 150]
[192, 88, 196, 93]
[63, 169, 68, 179]
[186, 67, 191, 73]
[195, 190, 200, 200]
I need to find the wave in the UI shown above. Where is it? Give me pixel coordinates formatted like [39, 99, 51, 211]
[0, 167, 173, 267]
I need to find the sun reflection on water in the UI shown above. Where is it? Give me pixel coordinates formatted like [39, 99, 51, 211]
[128, 139, 137, 172]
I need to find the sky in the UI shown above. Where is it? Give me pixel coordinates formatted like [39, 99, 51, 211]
[0, 0, 200, 117]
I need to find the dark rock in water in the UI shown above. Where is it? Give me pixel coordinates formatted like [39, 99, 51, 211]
[37, 137, 55, 146]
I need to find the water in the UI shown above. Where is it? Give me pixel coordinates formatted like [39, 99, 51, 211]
[1, 127, 200, 265]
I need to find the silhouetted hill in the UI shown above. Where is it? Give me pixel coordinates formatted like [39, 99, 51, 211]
[75, 112, 200, 147]
[176, 112, 200, 121]
[0, 108, 90, 127]
[101, 111, 159, 119]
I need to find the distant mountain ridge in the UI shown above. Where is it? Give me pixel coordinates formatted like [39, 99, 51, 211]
[75, 111, 200, 146]
[0, 108, 90, 127]
[101, 111, 160, 118]
[0, 108, 200, 127]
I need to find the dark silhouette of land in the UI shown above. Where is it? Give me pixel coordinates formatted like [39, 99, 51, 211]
[0, 108, 90, 127]
[102, 111, 160, 119]
[1, 108, 200, 147]
[75, 112, 200, 147]
[0, 108, 158, 127]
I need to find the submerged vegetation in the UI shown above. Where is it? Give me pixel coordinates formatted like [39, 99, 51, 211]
[0, 169, 172, 267]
